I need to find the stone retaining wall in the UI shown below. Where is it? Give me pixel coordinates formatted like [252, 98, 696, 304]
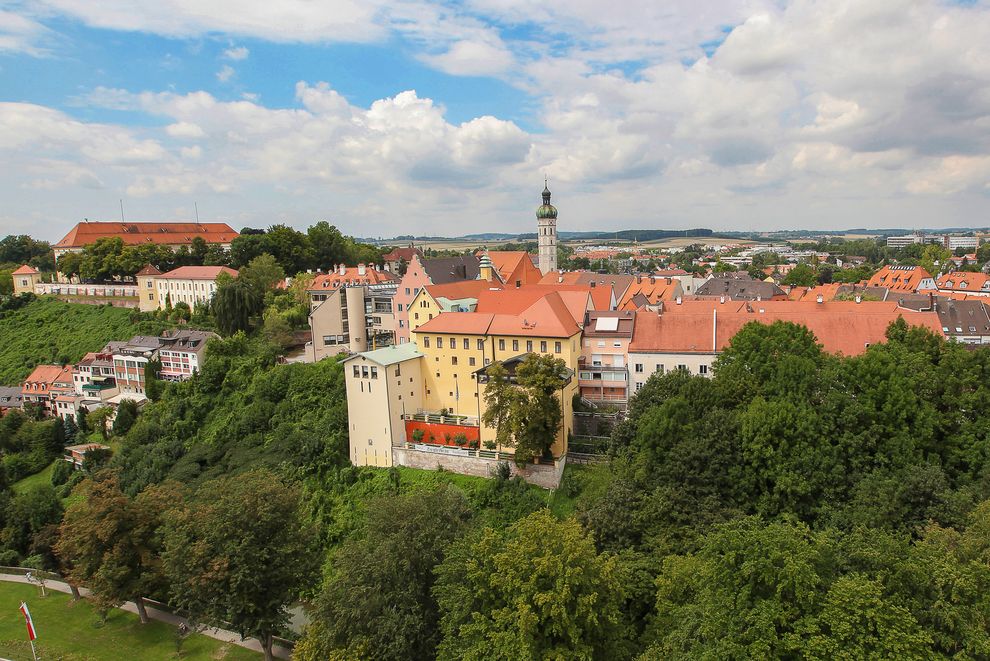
[394, 446, 565, 489]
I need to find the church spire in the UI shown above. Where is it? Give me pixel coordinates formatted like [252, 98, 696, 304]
[542, 177, 551, 205]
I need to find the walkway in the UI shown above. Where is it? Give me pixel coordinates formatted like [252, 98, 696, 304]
[0, 573, 292, 659]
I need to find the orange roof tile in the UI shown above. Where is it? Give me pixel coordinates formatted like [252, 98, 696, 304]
[414, 290, 582, 338]
[486, 251, 543, 286]
[629, 300, 943, 356]
[308, 267, 398, 289]
[54, 222, 238, 249]
[426, 280, 501, 301]
[135, 264, 162, 276]
[936, 271, 990, 294]
[617, 278, 682, 310]
[414, 313, 495, 335]
[160, 266, 239, 280]
[12, 265, 38, 275]
[867, 265, 933, 292]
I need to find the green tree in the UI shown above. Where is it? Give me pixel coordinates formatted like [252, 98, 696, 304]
[111, 399, 139, 436]
[434, 510, 627, 661]
[162, 469, 317, 661]
[212, 278, 262, 335]
[144, 358, 163, 402]
[56, 473, 178, 623]
[783, 263, 818, 287]
[298, 488, 472, 661]
[239, 253, 286, 294]
[261, 308, 294, 349]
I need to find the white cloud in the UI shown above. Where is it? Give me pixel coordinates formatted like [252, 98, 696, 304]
[165, 121, 205, 139]
[216, 64, 235, 82]
[222, 45, 248, 60]
[0, 9, 50, 55]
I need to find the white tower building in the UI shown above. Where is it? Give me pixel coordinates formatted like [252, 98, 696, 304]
[536, 180, 558, 274]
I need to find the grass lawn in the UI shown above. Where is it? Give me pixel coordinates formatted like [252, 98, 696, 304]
[549, 462, 613, 518]
[0, 582, 259, 660]
[11, 461, 56, 495]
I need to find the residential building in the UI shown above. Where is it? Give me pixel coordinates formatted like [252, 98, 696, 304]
[866, 265, 936, 293]
[579, 311, 635, 406]
[53, 221, 238, 264]
[936, 271, 990, 297]
[21, 365, 73, 415]
[136, 264, 163, 312]
[72, 351, 117, 395]
[694, 276, 787, 301]
[12, 265, 41, 295]
[538, 270, 635, 309]
[617, 277, 684, 310]
[486, 250, 544, 287]
[158, 330, 217, 380]
[382, 245, 423, 274]
[112, 336, 165, 397]
[343, 344, 425, 467]
[627, 300, 944, 391]
[405, 279, 498, 337]
[935, 300, 990, 344]
[155, 265, 239, 310]
[393, 254, 483, 343]
[0, 386, 24, 416]
[307, 273, 399, 360]
[537, 182, 558, 274]
[63, 443, 112, 470]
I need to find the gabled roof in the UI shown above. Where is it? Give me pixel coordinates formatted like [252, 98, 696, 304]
[486, 251, 542, 286]
[537, 271, 636, 301]
[584, 310, 636, 337]
[414, 290, 582, 338]
[694, 277, 787, 301]
[628, 300, 943, 356]
[867, 265, 933, 292]
[421, 256, 481, 285]
[308, 266, 398, 289]
[935, 300, 990, 337]
[136, 264, 162, 276]
[343, 342, 424, 366]
[54, 222, 238, 249]
[936, 271, 990, 293]
[160, 266, 238, 280]
[617, 278, 683, 310]
[426, 280, 500, 301]
[12, 265, 38, 275]
[382, 246, 423, 262]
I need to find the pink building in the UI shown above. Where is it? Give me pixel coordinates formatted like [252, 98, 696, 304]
[578, 310, 636, 406]
[393, 254, 481, 344]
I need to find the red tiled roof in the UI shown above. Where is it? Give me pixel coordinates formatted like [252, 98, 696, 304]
[308, 267, 398, 289]
[160, 266, 239, 280]
[427, 280, 501, 301]
[414, 290, 581, 338]
[12, 265, 38, 275]
[54, 222, 238, 249]
[628, 300, 943, 356]
[135, 264, 162, 276]
[486, 251, 543, 286]
[382, 246, 422, 261]
[867, 265, 932, 293]
[936, 271, 990, 294]
[617, 278, 682, 310]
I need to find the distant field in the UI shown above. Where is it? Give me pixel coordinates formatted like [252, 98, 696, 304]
[0, 582, 258, 660]
[406, 235, 755, 252]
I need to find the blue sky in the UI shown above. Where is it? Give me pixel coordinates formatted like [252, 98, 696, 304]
[1, 1, 989, 241]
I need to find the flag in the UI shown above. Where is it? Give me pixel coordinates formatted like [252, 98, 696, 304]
[20, 602, 36, 641]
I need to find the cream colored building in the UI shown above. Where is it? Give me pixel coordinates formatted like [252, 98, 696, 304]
[154, 266, 238, 310]
[12, 265, 41, 294]
[136, 264, 163, 312]
[343, 344, 424, 467]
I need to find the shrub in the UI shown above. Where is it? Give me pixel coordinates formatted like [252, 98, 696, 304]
[51, 459, 74, 487]
[484, 440, 496, 450]
[411, 429, 425, 443]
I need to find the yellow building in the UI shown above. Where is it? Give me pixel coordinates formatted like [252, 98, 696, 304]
[410, 289, 582, 459]
[343, 344, 425, 467]
[136, 264, 162, 312]
[11, 265, 41, 294]
[154, 265, 238, 310]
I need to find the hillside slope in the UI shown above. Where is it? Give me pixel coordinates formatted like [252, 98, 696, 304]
[0, 296, 170, 385]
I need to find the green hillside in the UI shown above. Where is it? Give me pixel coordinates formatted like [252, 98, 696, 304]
[0, 296, 171, 386]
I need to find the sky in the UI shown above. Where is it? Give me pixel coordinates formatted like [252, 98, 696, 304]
[1, 0, 989, 242]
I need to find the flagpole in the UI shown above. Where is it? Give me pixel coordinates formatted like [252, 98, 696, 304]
[30, 637, 38, 661]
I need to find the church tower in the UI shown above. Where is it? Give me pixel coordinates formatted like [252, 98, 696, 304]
[536, 180, 558, 274]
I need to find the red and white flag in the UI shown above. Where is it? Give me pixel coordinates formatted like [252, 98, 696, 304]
[19, 602, 37, 641]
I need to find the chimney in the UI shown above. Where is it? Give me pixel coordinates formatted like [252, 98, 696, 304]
[339, 264, 346, 276]
[757, 295, 762, 302]
[720, 295, 725, 304]
[676, 296, 682, 305]
[357, 263, 366, 276]
[928, 291, 934, 311]
[816, 294, 823, 304]
[636, 275, 642, 284]
[855, 295, 862, 304]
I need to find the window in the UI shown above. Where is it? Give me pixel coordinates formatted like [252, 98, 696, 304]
[635, 363, 643, 373]
[469, 357, 476, 366]
[423, 337, 430, 348]
[394, 365, 401, 377]
[397, 304, 403, 311]
[463, 338, 469, 349]
[677, 364, 687, 372]
[452, 357, 458, 365]
[399, 320, 404, 328]
[449, 337, 456, 349]
[415, 313, 419, 320]
[436, 337, 442, 347]
[370, 367, 378, 379]
[554, 341, 561, 353]
[597, 341, 605, 347]
[512, 340, 519, 351]
[699, 364, 709, 375]
[353, 366, 360, 377]
[148, 293, 154, 300]
[477, 339, 484, 350]
[656, 365, 665, 374]
[613, 342, 622, 348]
[499, 339, 505, 351]
[405, 287, 411, 295]
[361, 366, 369, 378]
[526, 340, 533, 352]
[540, 341, 547, 352]
[636, 382, 643, 392]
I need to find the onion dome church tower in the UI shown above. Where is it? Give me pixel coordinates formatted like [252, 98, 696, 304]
[536, 179, 558, 274]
